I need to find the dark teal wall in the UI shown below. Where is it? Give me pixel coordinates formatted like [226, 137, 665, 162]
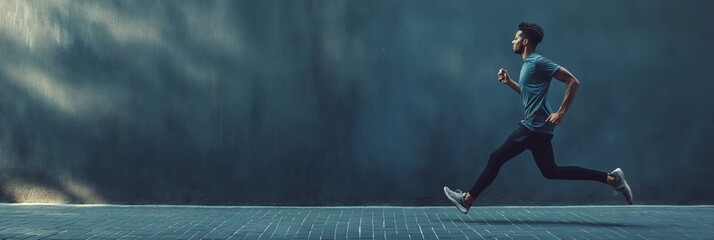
[0, 0, 712, 205]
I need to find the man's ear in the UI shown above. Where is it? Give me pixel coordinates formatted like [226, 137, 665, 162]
[522, 38, 529, 46]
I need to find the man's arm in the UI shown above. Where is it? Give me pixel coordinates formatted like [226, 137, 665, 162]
[498, 68, 520, 94]
[547, 67, 580, 125]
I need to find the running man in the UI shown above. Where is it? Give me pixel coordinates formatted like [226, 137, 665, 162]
[444, 22, 633, 214]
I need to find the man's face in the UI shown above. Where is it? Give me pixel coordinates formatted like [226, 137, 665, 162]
[512, 30, 526, 54]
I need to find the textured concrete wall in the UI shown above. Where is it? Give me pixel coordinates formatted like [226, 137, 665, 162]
[0, 0, 712, 205]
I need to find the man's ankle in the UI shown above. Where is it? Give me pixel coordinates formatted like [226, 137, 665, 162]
[464, 193, 474, 204]
[607, 174, 617, 186]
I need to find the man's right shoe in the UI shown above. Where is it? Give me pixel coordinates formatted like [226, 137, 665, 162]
[610, 168, 634, 205]
[443, 186, 471, 214]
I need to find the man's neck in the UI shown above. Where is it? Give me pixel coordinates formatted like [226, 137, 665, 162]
[521, 48, 535, 60]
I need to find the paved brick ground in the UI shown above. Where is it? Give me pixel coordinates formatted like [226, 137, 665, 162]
[0, 204, 711, 239]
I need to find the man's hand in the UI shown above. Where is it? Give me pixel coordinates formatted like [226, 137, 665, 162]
[546, 112, 564, 125]
[498, 67, 521, 94]
[497, 68, 511, 84]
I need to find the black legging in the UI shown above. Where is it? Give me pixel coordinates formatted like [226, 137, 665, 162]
[468, 124, 608, 198]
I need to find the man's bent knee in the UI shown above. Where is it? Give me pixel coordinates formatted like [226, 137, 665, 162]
[540, 169, 559, 179]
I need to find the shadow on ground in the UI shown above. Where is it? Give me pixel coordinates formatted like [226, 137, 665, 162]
[452, 218, 650, 228]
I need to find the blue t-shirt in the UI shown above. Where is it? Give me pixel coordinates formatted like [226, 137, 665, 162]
[518, 53, 561, 134]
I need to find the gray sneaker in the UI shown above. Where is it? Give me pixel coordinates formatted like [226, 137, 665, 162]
[443, 186, 471, 214]
[611, 168, 633, 205]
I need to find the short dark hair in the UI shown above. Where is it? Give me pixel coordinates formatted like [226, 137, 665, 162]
[518, 22, 544, 48]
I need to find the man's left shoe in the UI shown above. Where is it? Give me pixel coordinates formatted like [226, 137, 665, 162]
[443, 186, 471, 214]
[610, 168, 634, 205]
